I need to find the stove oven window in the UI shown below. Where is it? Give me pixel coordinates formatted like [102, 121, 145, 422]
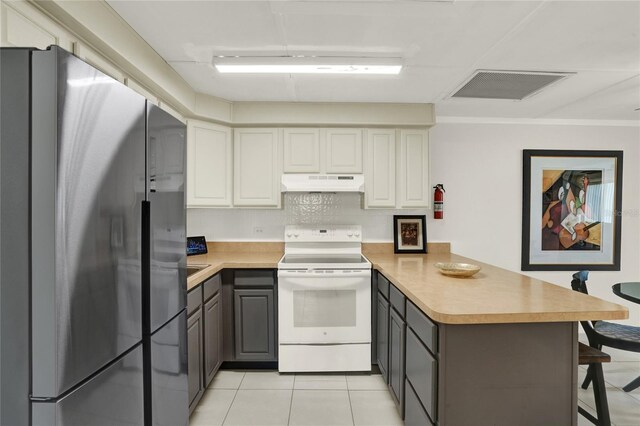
[293, 290, 356, 327]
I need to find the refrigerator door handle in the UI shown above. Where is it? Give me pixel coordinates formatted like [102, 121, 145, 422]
[141, 199, 151, 335]
[141, 199, 152, 426]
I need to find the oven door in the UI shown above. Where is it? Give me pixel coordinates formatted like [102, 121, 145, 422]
[277, 269, 371, 344]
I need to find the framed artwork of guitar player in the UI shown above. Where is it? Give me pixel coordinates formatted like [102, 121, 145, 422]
[522, 150, 623, 271]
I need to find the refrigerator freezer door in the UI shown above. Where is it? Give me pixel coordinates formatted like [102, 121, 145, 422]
[0, 48, 31, 426]
[151, 310, 188, 426]
[31, 47, 146, 398]
[147, 104, 187, 333]
[32, 344, 144, 426]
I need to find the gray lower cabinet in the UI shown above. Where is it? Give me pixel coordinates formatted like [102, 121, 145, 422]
[376, 293, 390, 382]
[187, 303, 204, 414]
[389, 306, 406, 416]
[188, 273, 224, 414]
[387, 276, 407, 418]
[203, 285, 223, 386]
[404, 379, 434, 426]
[405, 328, 437, 423]
[234, 288, 276, 361]
[375, 271, 438, 424]
[404, 299, 438, 425]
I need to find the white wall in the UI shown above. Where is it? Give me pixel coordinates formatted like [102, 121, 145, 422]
[427, 122, 640, 346]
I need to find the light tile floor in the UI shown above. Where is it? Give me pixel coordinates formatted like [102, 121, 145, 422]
[190, 371, 402, 426]
[191, 365, 640, 426]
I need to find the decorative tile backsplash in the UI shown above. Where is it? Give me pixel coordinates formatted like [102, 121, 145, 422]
[187, 193, 428, 242]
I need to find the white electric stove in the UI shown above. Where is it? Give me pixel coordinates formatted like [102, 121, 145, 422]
[277, 225, 372, 373]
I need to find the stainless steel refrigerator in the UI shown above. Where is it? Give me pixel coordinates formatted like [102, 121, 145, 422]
[0, 46, 188, 426]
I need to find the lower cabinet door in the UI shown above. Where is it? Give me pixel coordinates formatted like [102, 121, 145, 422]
[204, 292, 223, 386]
[406, 328, 437, 423]
[388, 307, 406, 417]
[187, 309, 204, 413]
[376, 294, 390, 382]
[405, 379, 434, 426]
[234, 289, 276, 361]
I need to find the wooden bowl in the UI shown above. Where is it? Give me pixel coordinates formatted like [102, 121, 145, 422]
[434, 262, 481, 278]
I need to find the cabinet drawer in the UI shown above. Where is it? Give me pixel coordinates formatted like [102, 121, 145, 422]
[389, 284, 405, 317]
[406, 301, 438, 354]
[233, 269, 275, 287]
[187, 286, 202, 316]
[203, 273, 221, 302]
[404, 379, 434, 426]
[406, 328, 437, 423]
[377, 272, 389, 299]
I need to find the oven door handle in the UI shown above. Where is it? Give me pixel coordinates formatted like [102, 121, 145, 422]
[278, 269, 372, 279]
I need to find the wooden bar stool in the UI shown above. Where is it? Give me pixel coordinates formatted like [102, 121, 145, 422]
[578, 342, 611, 426]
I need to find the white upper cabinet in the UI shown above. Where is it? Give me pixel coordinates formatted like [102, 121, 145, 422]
[324, 128, 363, 174]
[187, 120, 232, 207]
[283, 128, 320, 173]
[233, 128, 282, 207]
[1, 2, 74, 51]
[364, 129, 396, 208]
[397, 129, 429, 208]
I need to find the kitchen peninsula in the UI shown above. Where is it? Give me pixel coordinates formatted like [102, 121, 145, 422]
[188, 242, 627, 425]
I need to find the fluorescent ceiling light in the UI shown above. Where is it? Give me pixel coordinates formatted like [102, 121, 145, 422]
[213, 56, 402, 75]
[216, 64, 401, 74]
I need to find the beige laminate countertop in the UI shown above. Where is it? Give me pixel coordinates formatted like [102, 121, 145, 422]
[186, 242, 628, 325]
[365, 251, 629, 325]
[187, 250, 282, 291]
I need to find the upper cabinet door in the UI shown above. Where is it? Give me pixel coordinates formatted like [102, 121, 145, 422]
[283, 128, 320, 173]
[325, 128, 363, 174]
[1, 2, 75, 51]
[364, 129, 396, 208]
[234, 128, 282, 207]
[186, 120, 232, 207]
[398, 129, 429, 208]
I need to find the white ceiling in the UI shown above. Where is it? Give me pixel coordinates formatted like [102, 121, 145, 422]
[107, 0, 640, 121]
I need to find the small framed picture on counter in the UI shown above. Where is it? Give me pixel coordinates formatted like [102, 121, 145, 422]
[522, 149, 623, 271]
[393, 215, 427, 254]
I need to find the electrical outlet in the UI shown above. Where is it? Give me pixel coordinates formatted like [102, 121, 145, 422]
[253, 227, 264, 234]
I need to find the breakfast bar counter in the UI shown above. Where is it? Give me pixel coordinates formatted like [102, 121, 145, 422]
[364, 250, 628, 325]
[363, 243, 628, 426]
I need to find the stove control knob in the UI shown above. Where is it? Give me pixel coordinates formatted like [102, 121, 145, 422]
[347, 231, 353, 237]
[286, 233, 292, 238]
[294, 233, 300, 238]
[354, 232, 360, 237]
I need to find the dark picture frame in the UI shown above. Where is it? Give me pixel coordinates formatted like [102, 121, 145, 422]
[522, 150, 623, 271]
[393, 215, 427, 254]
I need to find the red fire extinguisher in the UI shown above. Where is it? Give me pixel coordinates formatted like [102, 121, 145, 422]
[433, 184, 445, 219]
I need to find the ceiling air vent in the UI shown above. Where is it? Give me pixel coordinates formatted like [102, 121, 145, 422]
[451, 70, 572, 101]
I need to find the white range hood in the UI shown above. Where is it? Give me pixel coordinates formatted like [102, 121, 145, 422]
[281, 174, 364, 193]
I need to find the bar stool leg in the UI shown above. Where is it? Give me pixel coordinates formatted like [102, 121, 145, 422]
[582, 364, 593, 390]
[592, 363, 611, 426]
[622, 375, 640, 392]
